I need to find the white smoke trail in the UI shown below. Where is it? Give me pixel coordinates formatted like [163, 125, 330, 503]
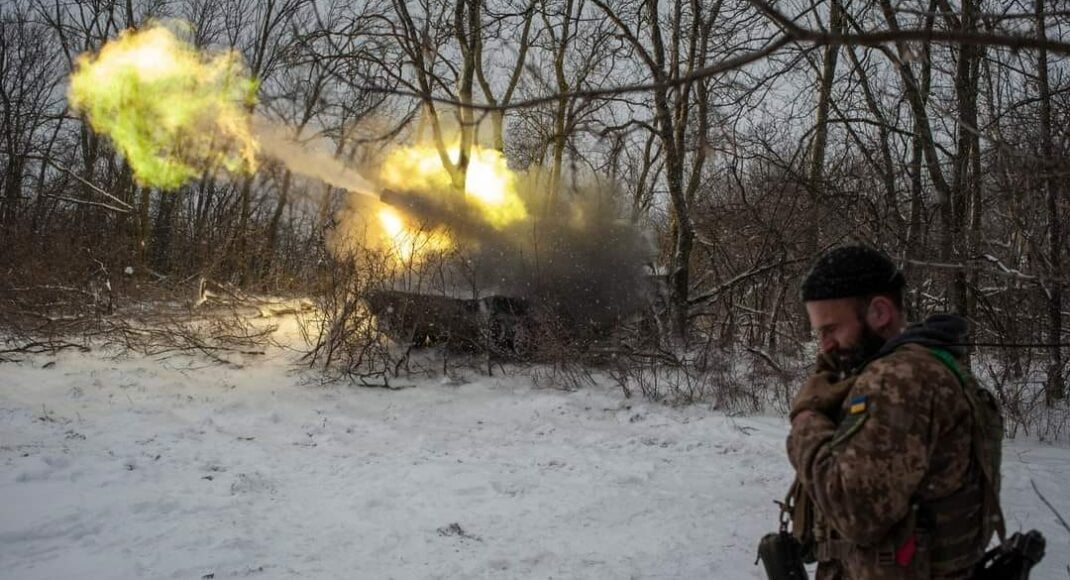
[253, 117, 378, 198]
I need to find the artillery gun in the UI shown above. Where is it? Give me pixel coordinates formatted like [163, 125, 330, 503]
[364, 290, 532, 359]
[364, 189, 655, 359]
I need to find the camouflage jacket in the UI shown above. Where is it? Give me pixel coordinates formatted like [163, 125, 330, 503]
[787, 342, 981, 580]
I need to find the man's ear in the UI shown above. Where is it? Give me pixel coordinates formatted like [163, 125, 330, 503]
[866, 296, 894, 329]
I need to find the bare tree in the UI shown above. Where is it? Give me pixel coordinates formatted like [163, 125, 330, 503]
[0, 3, 64, 231]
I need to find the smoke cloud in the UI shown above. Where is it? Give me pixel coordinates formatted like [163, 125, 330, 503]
[343, 173, 655, 332]
[253, 119, 378, 198]
[478, 183, 654, 330]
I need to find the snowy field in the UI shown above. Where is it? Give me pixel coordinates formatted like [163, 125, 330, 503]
[2, 329, 1070, 579]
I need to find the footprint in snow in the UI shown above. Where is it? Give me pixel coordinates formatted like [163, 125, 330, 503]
[229, 472, 277, 495]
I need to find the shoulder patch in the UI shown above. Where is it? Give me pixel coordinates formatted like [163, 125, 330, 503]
[849, 395, 868, 414]
[830, 405, 868, 448]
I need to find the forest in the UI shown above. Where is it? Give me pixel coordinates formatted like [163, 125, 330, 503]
[1, 0, 1068, 437]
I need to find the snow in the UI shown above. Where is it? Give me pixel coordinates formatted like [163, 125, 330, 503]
[2, 333, 1069, 579]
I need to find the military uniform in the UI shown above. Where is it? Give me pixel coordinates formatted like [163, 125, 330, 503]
[787, 320, 990, 579]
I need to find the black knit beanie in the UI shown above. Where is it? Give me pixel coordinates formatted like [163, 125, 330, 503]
[801, 245, 905, 301]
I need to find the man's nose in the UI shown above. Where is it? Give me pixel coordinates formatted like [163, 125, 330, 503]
[819, 336, 837, 353]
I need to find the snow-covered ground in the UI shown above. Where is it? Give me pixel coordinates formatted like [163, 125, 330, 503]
[2, 329, 1069, 579]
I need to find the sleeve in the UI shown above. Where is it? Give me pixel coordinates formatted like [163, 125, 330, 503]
[786, 356, 935, 545]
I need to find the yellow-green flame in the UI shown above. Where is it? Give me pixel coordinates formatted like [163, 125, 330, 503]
[68, 25, 259, 189]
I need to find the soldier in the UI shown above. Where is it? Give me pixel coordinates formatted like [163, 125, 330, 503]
[786, 245, 1003, 579]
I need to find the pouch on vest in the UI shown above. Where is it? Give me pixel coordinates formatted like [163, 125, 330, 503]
[756, 531, 809, 580]
[974, 529, 1045, 579]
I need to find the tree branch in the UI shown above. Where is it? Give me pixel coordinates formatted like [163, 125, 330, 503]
[328, 7, 1070, 114]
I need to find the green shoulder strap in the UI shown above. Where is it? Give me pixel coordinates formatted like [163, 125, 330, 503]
[930, 347, 967, 385]
[927, 347, 1007, 543]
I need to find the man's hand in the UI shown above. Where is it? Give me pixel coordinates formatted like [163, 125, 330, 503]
[814, 352, 846, 379]
[790, 362, 854, 421]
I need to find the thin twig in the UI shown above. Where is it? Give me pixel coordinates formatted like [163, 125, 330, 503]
[42, 194, 131, 214]
[746, 0, 1070, 54]
[902, 258, 1062, 283]
[28, 155, 134, 211]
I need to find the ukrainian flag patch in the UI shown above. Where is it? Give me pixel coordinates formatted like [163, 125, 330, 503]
[849, 395, 868, 415]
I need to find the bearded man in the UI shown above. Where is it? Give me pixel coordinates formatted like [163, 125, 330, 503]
[787, 245, 1002, 579]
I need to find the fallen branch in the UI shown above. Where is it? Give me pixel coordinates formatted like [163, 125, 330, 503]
[0, 340, 91, 357]
[94, 315, 276, 367]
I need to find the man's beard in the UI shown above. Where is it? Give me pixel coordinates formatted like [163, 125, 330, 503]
[831, 323, 887, 373]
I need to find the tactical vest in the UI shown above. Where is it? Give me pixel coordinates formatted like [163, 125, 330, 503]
[784, 347, 1006, 574]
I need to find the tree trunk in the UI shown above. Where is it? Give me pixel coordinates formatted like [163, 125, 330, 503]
[236, 174, 254, 285]
[138, 185, 151, 265]
[645, 0, 692, 342]
[263, 169, 292, 286]
[806, 0, 844, 254]
[1036, 0, 1065, 403]
[151, 189, 177, 273]
[548, 0, 576, 212]
[948, 0, 980, 318]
